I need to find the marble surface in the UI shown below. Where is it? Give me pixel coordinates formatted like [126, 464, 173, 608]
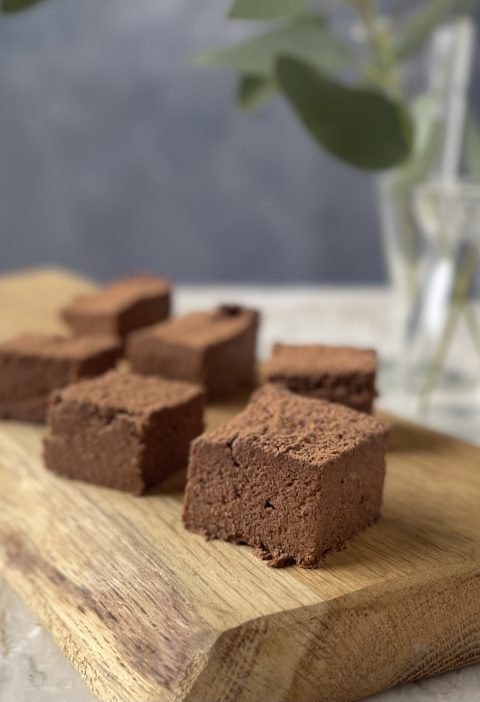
[1, 286, 479, 702]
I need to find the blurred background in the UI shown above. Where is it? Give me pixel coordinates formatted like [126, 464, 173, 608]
[2, 0, 478, 283]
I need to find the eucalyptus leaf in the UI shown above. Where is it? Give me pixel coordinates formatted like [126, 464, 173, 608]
[1, 0, 47, 11]
[237, 75, 276, 110]
[197, 17, 354, 79]
[276, 56, 413, 171]
[465, 112, 480, 181]
[1, 0, 45, 10]
[229, 0, 309, 20]
[395, 0, 454, 60]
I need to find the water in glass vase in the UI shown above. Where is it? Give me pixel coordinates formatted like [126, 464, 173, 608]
[397, 181, 480, 439]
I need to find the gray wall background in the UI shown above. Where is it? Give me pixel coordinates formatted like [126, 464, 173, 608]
[0, 1, 475, 283]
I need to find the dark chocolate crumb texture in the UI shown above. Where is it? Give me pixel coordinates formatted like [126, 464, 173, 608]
[262, 342, 378, 413]
[0, 334, 121, 423]
[62, 274, 171, 339]
[44, 370, 204, 494]
[127, 305, 259, 399]
[183, 383, 388, 568]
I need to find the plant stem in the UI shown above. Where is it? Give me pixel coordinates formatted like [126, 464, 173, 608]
[353, 1, 419, 299]
[392, 182, 418, 300]
[418, 245, 478, 413]
[352, 0, 402, 97]
[464, 303, 480, 357]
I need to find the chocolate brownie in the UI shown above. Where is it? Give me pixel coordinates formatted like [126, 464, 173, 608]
[262, 343, 378, 413]
[183, 383, 388, 568]
[62, 275, 171, 339]
[44, 370, 204, 494]
[127, 305, 259, 399]
[0, 334, 121, 423]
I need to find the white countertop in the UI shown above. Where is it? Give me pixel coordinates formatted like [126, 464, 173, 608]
[1, 286, 479, 702]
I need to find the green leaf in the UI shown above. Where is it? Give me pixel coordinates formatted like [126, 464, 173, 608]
[395, 0, 455, 60]
[228, 0, 309, 19]
[276, 56, 413, 171]
[465, 112, 480, 181]
[1, 0, 47, 11]
[197, 16, 354, 78]
[237, 75, 276, 110]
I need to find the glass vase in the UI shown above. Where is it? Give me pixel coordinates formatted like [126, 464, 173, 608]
[377, 17, 479, 438]
[398, 181, 480, 438]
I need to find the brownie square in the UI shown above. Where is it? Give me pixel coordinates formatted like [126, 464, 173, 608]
[0, 334, 121, 423]
[127, 305, 259, 399]
[183, 383, 388, 568]
[62, 275, 171, 339]
[44, 370, 204, 494]
[262, 343, 378, 413]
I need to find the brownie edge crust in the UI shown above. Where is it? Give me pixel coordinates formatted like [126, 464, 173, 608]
[183, 384, 388, 568]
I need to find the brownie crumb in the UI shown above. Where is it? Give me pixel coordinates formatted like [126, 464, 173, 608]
[253, 545, 295, 568]
[217, 304, 243, 317]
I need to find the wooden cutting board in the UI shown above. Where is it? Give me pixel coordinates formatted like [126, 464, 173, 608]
[0, 268, 479, 702]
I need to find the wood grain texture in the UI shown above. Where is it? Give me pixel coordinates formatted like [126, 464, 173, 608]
[0, 268, 480, 702]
